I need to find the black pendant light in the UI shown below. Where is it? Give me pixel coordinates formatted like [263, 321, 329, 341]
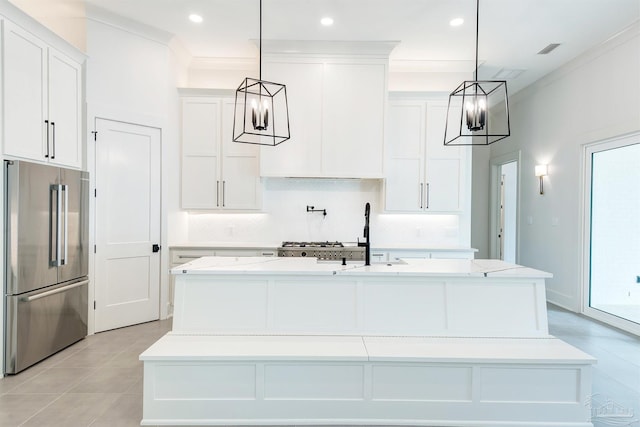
[444, 0, 510, 146]
[233, 0, 290, 146]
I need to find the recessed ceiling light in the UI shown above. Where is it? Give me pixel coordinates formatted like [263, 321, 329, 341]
[449, 17, 464, 27]
[321, 17, 334, 26]
[189, 14, 203, 23]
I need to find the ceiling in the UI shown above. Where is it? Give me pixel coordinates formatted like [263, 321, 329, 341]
[84, 0, 639, 93]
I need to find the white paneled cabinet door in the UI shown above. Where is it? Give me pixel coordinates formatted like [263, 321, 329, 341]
[182, 156, 219, 208]
[48, 48, 82, 168]
[385, 102, 424, 212]
[180, 95, 261, 210]
[181, 98, 220, 209]
[2, 20, 47, 161]
[260, 61, 323, 177]
[95, 119, 161, 332]
[221, 99, 260, 210]
[322, 63, 386, 177]
[425, 102, 463, 211]
[385, 99, 465, 213]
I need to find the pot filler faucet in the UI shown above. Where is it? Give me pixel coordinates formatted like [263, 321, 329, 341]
[362, 202, 371, 266]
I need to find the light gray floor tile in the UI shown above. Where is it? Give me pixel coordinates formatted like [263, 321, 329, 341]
[49, 347, 117, 369]
[102, 349, 145, 370]
[0, 365, 47, 395]
[68, 367, 142, 394]
[88, 393, 142, 427]
[8, 367, 95, 394]
[0, 393, 59, 426]
[123, 376, 143, 395]
[20, 392, 120, 427]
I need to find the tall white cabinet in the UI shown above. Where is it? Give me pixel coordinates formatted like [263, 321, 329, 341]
[2, 19, 83, 169]
[180, 91, 261, 211]
[385, 98, 469, 213]
[259, 43, 393, 178]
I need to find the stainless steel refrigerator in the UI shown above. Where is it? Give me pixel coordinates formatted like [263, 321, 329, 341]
[4, 160, 89, 374]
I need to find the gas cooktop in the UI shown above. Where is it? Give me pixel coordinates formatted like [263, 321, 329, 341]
[278, 241, 364, 261]
[281, 241, 344, 248]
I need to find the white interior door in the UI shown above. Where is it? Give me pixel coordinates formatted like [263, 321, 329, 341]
[94, 118, 161, 332]
[489, 152, 519, 262]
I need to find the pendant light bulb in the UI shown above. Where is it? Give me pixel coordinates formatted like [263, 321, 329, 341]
[465, 96, 486, 132]
[251, 99, 269, 131]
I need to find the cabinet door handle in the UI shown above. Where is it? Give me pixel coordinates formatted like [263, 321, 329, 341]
[44, 120, 50, 158]
[216, 181, 220, 207]
[420, 183, 424, 209]
[222, 181, 226, 207]
[51, 122, 56, 159]
[426, 183, 430, 209]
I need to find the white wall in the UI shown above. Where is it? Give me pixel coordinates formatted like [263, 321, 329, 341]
[471, 147, 491, 259]
[481, 22, 640, 311]
[85, 14, 188, 322]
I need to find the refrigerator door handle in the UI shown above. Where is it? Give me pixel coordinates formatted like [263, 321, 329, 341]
[49, 184, 59, 267]
[20, 280, 89, 302]
[62, 184, 68, 265]
[55, 184, 63, 267]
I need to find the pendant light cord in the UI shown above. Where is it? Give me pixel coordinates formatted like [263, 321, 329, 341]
[259, 0, 262, 81]
[474, 0, 479, 81]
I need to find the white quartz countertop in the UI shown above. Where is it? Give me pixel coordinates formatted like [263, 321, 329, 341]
[169, 242, 281, 249]
[169, 242, 477, 252]
[171, 256, 552, 278]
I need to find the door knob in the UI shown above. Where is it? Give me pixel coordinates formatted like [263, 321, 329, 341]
[152, 244, 161, 253]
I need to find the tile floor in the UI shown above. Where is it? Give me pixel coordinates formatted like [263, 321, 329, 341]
[0, 304, 638, 427]
[0, 318, 171, 426]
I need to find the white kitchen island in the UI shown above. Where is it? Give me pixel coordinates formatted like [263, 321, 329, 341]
[141, 257, 595, 427]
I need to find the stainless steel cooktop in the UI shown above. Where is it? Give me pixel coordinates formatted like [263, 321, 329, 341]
[278, 241, 365, 261]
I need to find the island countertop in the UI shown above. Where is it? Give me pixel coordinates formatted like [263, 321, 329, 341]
[170, 256, 552, 278]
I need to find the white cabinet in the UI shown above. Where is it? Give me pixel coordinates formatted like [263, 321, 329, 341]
[321, 63, 386, 177]
[259, 61, 323, 177]
[385, 99, 468, 213]
[181, 95, 261, 210]
[260, 59, 387, 178]
[2, 20, 82, 168]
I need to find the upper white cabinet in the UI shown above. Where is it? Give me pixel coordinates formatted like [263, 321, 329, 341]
[385, 98, 469, 213]
[260, 48, 390, 178]
[181, 94, 261, 211]
[2, 20, 82, 169]
[259, 61, 323, 177]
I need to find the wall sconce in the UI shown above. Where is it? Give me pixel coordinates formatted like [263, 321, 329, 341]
[535, 164, 548, 195]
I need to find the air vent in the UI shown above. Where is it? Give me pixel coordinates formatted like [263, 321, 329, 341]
[492, 68, 525, 80]
[538, 43, 561, 55]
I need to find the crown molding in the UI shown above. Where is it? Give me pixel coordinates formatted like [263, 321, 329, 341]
[86, 3, 173, 46]
[259, 40, 399, 57]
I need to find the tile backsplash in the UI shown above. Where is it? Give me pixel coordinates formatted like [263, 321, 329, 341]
[183, 178, 466, 248]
